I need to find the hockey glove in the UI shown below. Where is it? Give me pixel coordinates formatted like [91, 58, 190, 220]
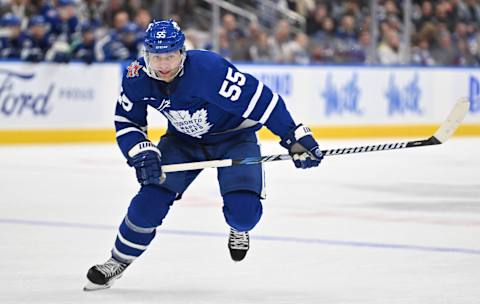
[280, 124, 323, 169]
[127, 141, 165, 185]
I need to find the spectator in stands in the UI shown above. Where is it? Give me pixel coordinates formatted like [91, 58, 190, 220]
[357, 29, 375, 64]
[414, 0, 435, 30]
[0, 0, 479, 67]
[332, 0, 364, 28]
[334, 14, 362, 62]
[268, 19, 293, 63]
[112, 10, 129, 32]
[286, 32, 311, 64]
[336, 14, 357, 40]
[35, 0, 55, 19]
[452, 22, 479, 65]
[469, 24, 480, 64]
[377, 27, 401, 64]
[434, 1, 454, 29]
[380, 0, 400, 19]
[96, 21, 142, 62]
[134, 8, 151, 32]
[385, 12, 403, 34]
[0, 13, 23, 59]
[411, 35, 436, 65]
[465, 22, 480, 61]
[216, 28, 232, 60]
[311, 16, 336, 63]
[417, 21, 436, 48]
[431, 29, 457, 65]
[102, 0, 126, 28]
[38, 0, 78, 62]
[47, 0, 79, 43]
[133, 8, 152, 45]
[305, 3, 328, 35]
[448, 0, 471, 26]
[118, 22, 143, 60]
[71, 22, 97, 64]
[249, 30, 275, 63]
[455, 36, 477, 65]
[221, 13, 249, 61]
[21, 15, 52, 62]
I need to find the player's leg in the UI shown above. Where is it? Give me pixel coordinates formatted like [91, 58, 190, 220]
[85, 135, 203, 291]
[217, 132, 264, 261]
[223, 190, 262, 261]
[84, 185, 177, 291]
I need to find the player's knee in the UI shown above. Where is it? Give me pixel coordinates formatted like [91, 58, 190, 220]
[127, 185, 176, 228]
[223, 190, 263, 231]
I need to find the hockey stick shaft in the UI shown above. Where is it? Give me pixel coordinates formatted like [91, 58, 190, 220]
[161, 99, 469, 173]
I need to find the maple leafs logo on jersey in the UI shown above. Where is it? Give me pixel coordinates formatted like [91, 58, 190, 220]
[164, 108, 212, 138]
[126, 60, 142, 78]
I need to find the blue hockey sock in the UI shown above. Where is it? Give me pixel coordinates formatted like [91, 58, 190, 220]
[111, 185, 176, 263]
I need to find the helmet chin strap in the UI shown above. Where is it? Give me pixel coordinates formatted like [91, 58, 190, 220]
[144, 50, 186, 82]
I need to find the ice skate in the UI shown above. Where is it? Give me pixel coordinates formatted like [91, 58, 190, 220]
[228, 228, 249, 262]
[83, 257, 129, 291]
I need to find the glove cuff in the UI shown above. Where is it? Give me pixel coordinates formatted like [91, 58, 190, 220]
[128, 141, 161, 158]
[280, 124, 313, 149]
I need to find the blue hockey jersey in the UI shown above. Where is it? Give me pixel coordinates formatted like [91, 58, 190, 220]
[115, 50, 297, 159]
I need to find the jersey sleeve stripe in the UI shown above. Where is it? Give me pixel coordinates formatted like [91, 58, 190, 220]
[114, 115, 146, 128]
[242, 81, 264, 118]
[259, 93, 279, 124]
[116, 127, 147, 138]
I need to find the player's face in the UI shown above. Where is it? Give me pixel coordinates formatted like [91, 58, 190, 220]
[147, 50, 183, 82]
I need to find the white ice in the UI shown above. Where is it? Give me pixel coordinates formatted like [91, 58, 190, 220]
[0, 138, 479, 304]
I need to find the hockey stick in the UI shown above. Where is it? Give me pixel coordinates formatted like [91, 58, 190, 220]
[161, 98, 469, 173]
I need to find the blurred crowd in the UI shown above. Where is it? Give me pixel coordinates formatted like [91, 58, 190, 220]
[1, 0, 480, 65]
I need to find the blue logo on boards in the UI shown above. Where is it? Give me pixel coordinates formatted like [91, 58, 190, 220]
[469, 76, 480, 112]
[385, 73, 422, 116]
[321, 73, 362, 116]
[0, 69, 53, 116]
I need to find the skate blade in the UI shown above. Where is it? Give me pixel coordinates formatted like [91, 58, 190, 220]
[83, 280, 114, 291]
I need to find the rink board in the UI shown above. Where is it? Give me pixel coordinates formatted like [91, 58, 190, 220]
[0, 62, 479, 144]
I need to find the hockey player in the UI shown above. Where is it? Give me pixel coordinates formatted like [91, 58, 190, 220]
[84, 19, 323, 291]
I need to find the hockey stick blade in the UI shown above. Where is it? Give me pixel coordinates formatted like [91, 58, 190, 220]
[432, 98, 469, 143]
[161, 98, 469, 172]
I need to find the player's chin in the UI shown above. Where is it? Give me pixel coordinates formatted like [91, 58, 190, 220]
[156, 71, 173, 81]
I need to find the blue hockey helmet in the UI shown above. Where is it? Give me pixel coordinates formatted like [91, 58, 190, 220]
[144, 19, 185, 54]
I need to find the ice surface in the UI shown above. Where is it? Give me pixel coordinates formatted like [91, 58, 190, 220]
[0, 138, 479, 304]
